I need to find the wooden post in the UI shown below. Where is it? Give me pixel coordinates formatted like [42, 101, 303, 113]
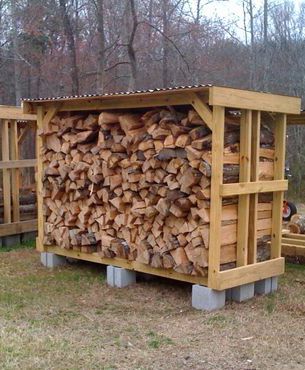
[271, 114, 287, 259]
[208, 106, 225, 288]
[248, 111, 260, 264]
[236, 110, 252, 266]
[1, 119, 11, 223]
[36, 106, 45, 251]
[10, 120, 20, 222]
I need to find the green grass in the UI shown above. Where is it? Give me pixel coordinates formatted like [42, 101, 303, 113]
[147, 331, 174, 349]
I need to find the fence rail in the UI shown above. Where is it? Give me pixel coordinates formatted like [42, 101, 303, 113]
[0, 106, 37, 238]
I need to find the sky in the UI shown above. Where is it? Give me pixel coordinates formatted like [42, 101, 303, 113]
[192, 0, 304, 39]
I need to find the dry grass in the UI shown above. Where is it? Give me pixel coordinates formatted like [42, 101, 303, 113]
[0, 246, 305, 370]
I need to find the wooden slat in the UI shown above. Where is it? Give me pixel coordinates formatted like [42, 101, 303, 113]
[46, 246, 208, 285]
[282, 237, 305, 246]
[248, 111, 260, 264]
[189, 92, 213, 130]
[10, 120, 20, 222]
[0, 105, 37, 121]
[282, 244, 305, 257]
[36, 106, 45, 252]
[0, 219, 37, 237]
[209, 86, 301, 114]
[220, 180, 288, 196]
[237, 110, 252, 266]
[1, 119, 11, 223]
[0, 159, 37, 169]
[208, 106, 225, 288]
[271, 114, 287, 259]
[282, 233, 305, 241]
[212, 258, 285, 290]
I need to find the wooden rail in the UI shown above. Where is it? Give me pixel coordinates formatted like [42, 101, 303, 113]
[0, 106, 37, 238]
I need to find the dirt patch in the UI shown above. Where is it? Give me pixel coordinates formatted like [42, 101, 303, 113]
[0, 249, 304, 370]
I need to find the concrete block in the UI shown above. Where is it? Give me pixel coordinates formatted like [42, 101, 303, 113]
[2, 234, 21, 247]
[271, 276, 278, 292]
[225, 288, 232, 301]
[114, 267, 136, 288]
[192, 285, 226, 311]
[21, 231, 38, 242]
[231, 283, 255, 302]
[255, 278, 272, 295]
[107, 265, 115, 287]
[41, 252, 66, 268]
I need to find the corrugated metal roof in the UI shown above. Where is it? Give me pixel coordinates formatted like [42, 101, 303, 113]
[22, 84, 212, 102]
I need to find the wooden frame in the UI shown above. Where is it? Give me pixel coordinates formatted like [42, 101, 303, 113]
[0, 106, 37, 237]
[26, 86, 301, 290]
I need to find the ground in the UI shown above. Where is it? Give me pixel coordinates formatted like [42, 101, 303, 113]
[0, 244, 304, 370]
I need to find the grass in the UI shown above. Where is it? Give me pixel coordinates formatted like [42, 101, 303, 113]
[0, 247, 304, 369]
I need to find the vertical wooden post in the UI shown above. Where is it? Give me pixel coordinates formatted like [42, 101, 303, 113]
[248, 111, 260, 264]
[1, 119, 11, 223]
[236, 110, 252, 266]
[10, 120, 20, 222]
[271, 114, 287, 259]
[208, 106, 225, 288]
[36, 106, 45, 251]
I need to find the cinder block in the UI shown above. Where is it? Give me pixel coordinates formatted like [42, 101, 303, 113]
[114, 267, 136, 288]
[231, 283, 255, 302]
[255, 278, 272, 295]
[2, 234, 21, 247]
[41, 252, 66, 268]
[192, 285, 226, 311]
[225, 288, 232, 301]
[271, 276, 278, 292]
[21, 231, 38, 242]
[107, 265, 115, 287]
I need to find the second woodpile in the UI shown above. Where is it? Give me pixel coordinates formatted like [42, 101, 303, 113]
[41, 106, 275, 276]
[287, 214, 305, 234]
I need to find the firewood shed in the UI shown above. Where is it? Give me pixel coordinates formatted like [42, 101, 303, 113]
[22, 85, 301, 309]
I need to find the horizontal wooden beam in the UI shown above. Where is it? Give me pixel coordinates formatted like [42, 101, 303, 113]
[45, 245, 208, 285]
[209, 86, 301, 114]
[0, 219, 37, 237]
[25, 94, 193, 113]
[220, 180, 288, 197]
[0, 106, 37, 121]
[282, 233, 305, 241]
[282, 244, 305, 258]
[0, 159, 37, 169]
[210, 257, 285, 290]
[282, 237, 305, 246]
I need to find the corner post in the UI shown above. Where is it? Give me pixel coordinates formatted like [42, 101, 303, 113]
[271, 113, 287, 259]
[36, 106, 45, 252]
[208, 105, 225, 288]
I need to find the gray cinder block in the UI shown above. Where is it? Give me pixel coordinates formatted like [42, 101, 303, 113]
[192, 285, 226, 311]
[21, 231, 38, 242]
[2, 234, 21, 247]
[41, 252, 66, 268]
[114, 267, 136, 288]
[231, 283, 255, 302]
[255, 278, 272, 295]
[107, 266, 136, 288]
[107, 265, 115, 286]
[271, 276, 278, 292]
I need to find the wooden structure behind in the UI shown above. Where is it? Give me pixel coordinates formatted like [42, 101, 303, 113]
[0, 106, 37, 237]
[24, 85, 301, 290]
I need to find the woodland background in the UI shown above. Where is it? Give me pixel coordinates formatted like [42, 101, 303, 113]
[1, 0, 305, 198]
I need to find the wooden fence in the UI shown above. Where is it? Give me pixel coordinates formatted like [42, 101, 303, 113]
[0, 106, 37, 238]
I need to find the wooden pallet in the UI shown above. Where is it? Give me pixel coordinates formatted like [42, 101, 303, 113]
[282, 232, 305, 259]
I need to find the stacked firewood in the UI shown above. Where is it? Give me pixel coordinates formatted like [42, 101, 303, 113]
[287, 214, 305, 234]
[41, 107, 274, 276]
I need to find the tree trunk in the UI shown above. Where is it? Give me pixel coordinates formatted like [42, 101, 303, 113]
[96, 0, 106, 94]
[10, 0, 22, 105]
[58, 0, 79, 95]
